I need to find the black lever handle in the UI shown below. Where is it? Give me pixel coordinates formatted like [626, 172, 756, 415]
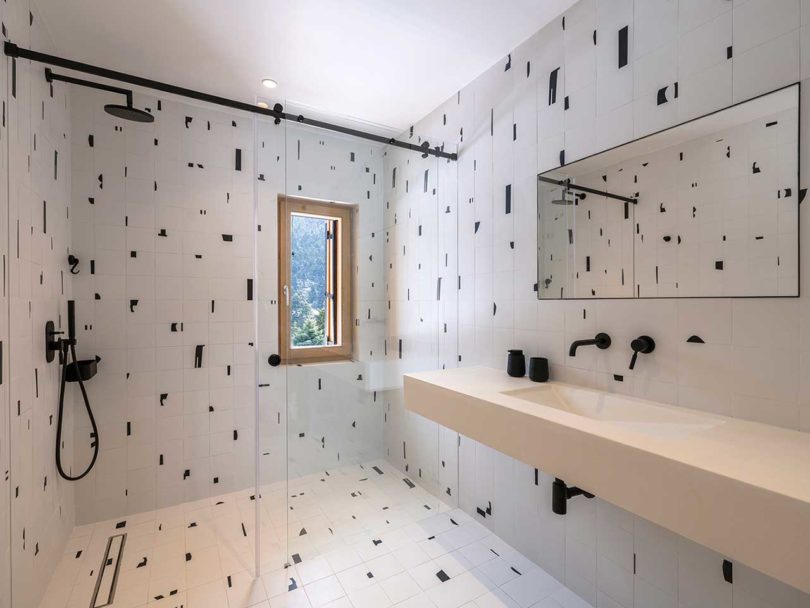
[629, 336, 655, 370]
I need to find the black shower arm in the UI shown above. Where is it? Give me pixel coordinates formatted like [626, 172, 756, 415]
[45, 68, 133, 107]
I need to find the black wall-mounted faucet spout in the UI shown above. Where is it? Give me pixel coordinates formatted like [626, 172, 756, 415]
[629, 335, 655, 369]
[568, 332, 611, 357]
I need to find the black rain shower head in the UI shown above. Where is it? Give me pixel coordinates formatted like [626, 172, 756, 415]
[45, 68, 154, 123]
[551, 187, 574, 206]
[104, 103, 154, 123]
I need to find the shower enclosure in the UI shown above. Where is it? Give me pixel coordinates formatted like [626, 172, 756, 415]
[1, 39, 458, 607]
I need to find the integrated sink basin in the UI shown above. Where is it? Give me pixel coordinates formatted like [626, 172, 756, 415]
[502, 384, 724, 439]
[404, 366, 810, 592]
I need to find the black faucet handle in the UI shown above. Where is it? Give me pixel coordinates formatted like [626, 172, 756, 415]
[629, 335, 655, 370]
[594, 333, 611, 350]
[631, 335, 655, 353]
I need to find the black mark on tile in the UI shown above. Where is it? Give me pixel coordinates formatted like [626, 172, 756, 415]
[618, 26, 629, 68]
[505, 184, 512, 214]
[548, 68, 560, 105]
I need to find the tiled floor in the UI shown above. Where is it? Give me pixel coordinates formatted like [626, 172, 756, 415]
[37, 460, 589, 608]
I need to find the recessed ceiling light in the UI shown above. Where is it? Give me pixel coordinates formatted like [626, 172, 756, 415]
[257, 101, 269, 109]
[262, 79, 278, 89]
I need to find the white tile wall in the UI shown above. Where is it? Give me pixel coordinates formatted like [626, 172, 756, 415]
[1, 0, 76, 606]
[541, 100, 800, 299]
[68, 100, 387, 525]
[384, 0, 810, 606]
[0, 12, 10, 606]
[69, 87, 259, 523]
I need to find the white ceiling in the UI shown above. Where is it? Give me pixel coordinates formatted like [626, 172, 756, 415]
[32, 0, 576, 134]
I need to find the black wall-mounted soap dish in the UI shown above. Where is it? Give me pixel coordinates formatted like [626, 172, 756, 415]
[66, 355, 100, 382]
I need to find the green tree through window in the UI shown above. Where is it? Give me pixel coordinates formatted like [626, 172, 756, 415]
[290, 214, 328, 347]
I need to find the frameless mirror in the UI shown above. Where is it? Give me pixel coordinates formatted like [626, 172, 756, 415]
[538, 84, 799, 299]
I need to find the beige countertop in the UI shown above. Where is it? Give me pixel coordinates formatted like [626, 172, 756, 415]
[404, 366, 810, 593]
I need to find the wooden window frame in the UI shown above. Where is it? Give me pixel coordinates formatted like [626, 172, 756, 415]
[278, 195, 354, 363]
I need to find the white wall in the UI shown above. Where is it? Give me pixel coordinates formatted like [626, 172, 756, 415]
[1, 0, 76, 606]
[385, 0, 810, 606]
[68, 95, 386, 524]
[68, 88, 259, 523]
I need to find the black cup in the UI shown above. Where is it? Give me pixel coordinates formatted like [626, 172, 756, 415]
[529, 357, 549, 382]
[507, 350, 526, 377]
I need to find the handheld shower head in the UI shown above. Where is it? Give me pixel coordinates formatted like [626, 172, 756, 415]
[55, 298, 100, 481]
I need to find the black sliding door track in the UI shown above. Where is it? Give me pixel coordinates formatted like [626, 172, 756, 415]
[4, 41, 457, 161]
[538, 175, 637, 204]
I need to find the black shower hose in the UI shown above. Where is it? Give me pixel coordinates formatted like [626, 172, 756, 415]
[55, 341, 99, 480]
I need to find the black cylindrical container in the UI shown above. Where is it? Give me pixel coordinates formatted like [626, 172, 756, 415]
[507, 349, 526, 377]
[529, 357, 549, 382]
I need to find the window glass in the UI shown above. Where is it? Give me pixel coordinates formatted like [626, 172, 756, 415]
[290, 214, 329, 348]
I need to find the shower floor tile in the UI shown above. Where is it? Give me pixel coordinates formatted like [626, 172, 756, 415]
[37, 460, 572, 608]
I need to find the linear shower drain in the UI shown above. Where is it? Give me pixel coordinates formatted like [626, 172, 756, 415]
[89, 533, 126, 608]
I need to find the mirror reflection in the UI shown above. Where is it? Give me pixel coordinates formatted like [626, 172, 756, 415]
[538, 84, 799, 299]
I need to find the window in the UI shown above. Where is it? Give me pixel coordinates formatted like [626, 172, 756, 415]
[278, 196, 354, 363]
